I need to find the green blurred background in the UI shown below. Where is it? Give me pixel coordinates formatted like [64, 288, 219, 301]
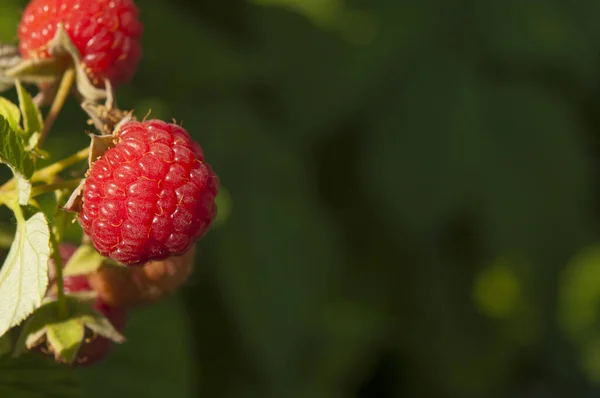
[5, 0, 600, 397]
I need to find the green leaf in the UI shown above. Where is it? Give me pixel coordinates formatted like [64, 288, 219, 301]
[4, 57, 63, 85]
[0, 97, 20, 132]
[0, 115, 35, 179]
[0, 211, 51, 337]
[52, 189, 77, 243]
[34, 190, 59, 221]
[63, 244, 104, 277]
[72, 299, 125, 344]
[14, 295, 123, 364]
[46, 318, 84, 364]
[81, 313, 125, 343]
[16, 80, 43, 139]
[14, 299, 71, 358]
[28, 135, 50, 159]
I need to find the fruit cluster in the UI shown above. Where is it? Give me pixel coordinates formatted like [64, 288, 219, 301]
[0, 0, 219, 365]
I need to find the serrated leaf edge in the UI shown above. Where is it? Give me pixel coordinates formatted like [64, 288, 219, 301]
[0, 212, 50, 338]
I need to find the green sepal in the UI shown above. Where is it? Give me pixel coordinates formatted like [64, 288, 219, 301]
[63, 244, 104, 277]
[14, 295, 125, 365]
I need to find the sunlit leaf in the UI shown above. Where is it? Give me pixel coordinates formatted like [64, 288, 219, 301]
[0, 212, 50, 337]
[63, 244, 104, 277]
[0, 115, 34, 179]
[16, 80, 43, 139]
[46, 318, 84, 364]
[0, 97, 20, 133]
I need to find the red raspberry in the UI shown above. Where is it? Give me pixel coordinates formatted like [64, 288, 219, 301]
[18, 0, 143, 88]
[79, 120, 219, 265]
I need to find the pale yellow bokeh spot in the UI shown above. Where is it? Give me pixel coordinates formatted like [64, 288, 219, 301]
[557, 245, 600, 385]
[473, 261, 520, 319]
[558, 245, 600, 343]
[213, 187, 232, 228]
[582, 337, 600, 384]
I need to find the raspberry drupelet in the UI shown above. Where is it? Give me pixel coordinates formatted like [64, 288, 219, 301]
[79, 120, 219, 265]
[18, 0, 144, 88]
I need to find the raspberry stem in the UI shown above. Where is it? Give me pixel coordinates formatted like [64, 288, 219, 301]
[30, 179, 82, 197]
[38, 67, 75, 148]
[0, 146, 89, 194]
[49, 231, 68, 319]
[32, 146, 89, 183]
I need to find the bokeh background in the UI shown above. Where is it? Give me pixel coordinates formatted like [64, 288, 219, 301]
[4, 0, 600, 397]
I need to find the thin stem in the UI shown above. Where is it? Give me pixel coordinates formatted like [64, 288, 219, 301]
[32, 146, 89, 183]
[0, 146, 89, 193]
[38, 67, 75, 148]
[49, 231, 68, 319]
[30, 178, 82, 198]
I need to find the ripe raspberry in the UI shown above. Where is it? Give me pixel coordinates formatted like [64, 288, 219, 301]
[79, 120, 219, 265]
[43, 244, 127, 366]
[18, 0, 143, 88]
[89, 245, 196, 307]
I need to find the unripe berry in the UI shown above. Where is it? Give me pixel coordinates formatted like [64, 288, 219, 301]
[88, 245, 196, 307]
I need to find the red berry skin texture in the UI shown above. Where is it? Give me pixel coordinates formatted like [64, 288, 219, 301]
[18, 0, 143, 87]
[79, 120, 219, 266]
